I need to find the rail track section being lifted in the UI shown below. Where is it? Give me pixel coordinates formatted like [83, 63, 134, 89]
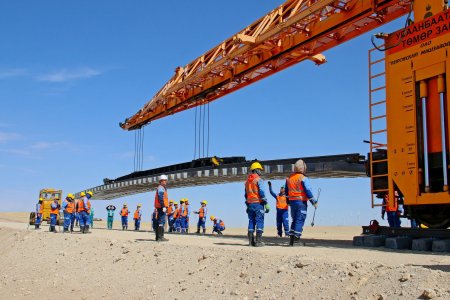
[79, 153, 366, 200]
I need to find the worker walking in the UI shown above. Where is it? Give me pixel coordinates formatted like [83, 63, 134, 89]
[120, 204, 130, 230]
[173, 202, 181, 232]
[167, 200, 175, 232]
[106, 205, 116, 230]
[210, 216, 225, 235]
[194, 200, 208, 234]
[154, 174, 169, 241]
[78, 191, 93, 234]
[35, 198, 44, 230]
[285, 159, 318, 246]
[62, 194, 75, 233]
[245, 162, 270, 247]
[268, 181, 289, 237]
[49, 198, 60, 233]
[381, 192, 402, 228]
[134, 204, 142, 231]
[179, 199, 189, 234]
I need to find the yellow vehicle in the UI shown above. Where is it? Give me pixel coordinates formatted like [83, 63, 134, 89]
[29, 189, 64, 225]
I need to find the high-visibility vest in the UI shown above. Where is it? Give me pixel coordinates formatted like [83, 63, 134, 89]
[245, 174, 263, 204]
[173, 207, 179, 219]
[154, 185, 169, 208]
[50, 203, 59, 215]
[286, 173, 307, 201]
[120, 208, 129, 216]
[78, 199, 91, 213]
[65, 201, 74, 214]
[276, 195, 288, 210]
[199, 207, 207, 218]
[215, 219, 225, 227]
[36, 203, 43, 214]
[384, 194, 399, 212]
[181, 204, 188, 217]
[167, 205, 173, 215]
[134, 209, 141, 219]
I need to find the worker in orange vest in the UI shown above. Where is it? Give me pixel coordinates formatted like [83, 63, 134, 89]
[381, 192, 402, 228]
[179, 198, 189, 234]
[120, 204, 130, 230]
[49, 198, 60, 233]
[133, 204, 142, 231]
[78, 191, 93, 234]
[62, 193, 75, 233]
[268, 182, 289, 237]
[154, 174, 169, 241]
[245, 161, 270, 247]
[194, 200, 208, 234]
[173, 202, 181, 232]
[167, 200, 175, 232]
[285, 159, 318, 246]
[210, 215, 225, 234]
[35, 198, 44, 230]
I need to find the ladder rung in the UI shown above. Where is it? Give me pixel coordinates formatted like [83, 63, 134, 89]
[370, 86, 386, 93]
[371, 159, 388, 163]
[372, 189, 388, 193]
[372, 144, 387, 149]
[370, 58, 385, 65]
[371, 114, 386, 121]
[371, 129, 387, 134]
[371, 174, 388, 178]
[371, 100, 386, 106]
[370, 72, 385, 79]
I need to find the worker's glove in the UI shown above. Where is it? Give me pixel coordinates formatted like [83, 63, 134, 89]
[264, 204, 270, 213]
[309, 199, 318, 209]
[194, 211, 199, 214]
[162, 207, 167, 213]
[202, 217, 206, 222]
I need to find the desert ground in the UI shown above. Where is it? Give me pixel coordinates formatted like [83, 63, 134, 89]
[0, 212, 449, 300]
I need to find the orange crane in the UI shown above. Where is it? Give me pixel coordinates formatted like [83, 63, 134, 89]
[120, 0, 450, 228]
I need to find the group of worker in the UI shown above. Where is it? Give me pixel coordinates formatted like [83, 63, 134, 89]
[34, 191, 94, 233]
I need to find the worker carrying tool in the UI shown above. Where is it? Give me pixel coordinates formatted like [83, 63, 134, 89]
[62, 194, 75, 233]
[210, 216, 225, 234]
[133, 204, 142, 231]
[49, 198, 60, 233]
[106, 205, 116, 230]
[35, 198, 43, 230]
[285, 159, 318, 246]
[173, 202, 181, 232]
[381, 192, 402, 228]
[120, 203, 130, 230]
[154, 174, 169, 241]
[78, 191, 93, 234]
[268, 181, 289, 237]
[167, 200, 175, 232]
[194, 200, 208, 234]
[245, 161, 270, 247]
[179, 198, 189, 234]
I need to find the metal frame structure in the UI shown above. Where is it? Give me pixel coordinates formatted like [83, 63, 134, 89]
[80, 153, 366, 200]
[121, 0, 412, 130]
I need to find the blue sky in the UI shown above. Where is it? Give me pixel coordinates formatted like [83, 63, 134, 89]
[0, 1, 408, 227]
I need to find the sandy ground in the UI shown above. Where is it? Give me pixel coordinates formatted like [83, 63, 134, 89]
[0, 213, 449, 300]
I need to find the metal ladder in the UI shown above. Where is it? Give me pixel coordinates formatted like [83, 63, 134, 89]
[368, 47, 388, 208]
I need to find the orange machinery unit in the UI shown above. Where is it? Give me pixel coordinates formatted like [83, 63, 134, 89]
[371, 0, 450, 228]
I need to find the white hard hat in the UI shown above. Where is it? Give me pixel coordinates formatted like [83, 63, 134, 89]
[159, 174, 168, 181]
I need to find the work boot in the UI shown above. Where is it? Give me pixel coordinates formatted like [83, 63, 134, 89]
[289, 235, 301, 246]
[125, 226, 128, 230]
[196, 227, 200, 234]
[203, 228, 206, 234]
[53, 226, 58, 233]
[80, 226, 85, 233]
[70, 225, 74, 232]
[85, 225, 90, 233]
[155, 226, 160, 241]
[35, 224, 38, 230]
[49, 226, 53, 232]
[248, 231, 255, 246]
[158, 227, 168, 242]
[254, 232, 264, 247]
[63, 228, 68, 233]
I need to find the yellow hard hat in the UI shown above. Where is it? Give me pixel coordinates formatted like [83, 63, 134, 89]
[180, 199, 185, 203]
[124, 203, 127, 206]
[210, 215, 215, 221]
[201, 200, 207, 205]
[174, 202, 178, 205]
[137, 203, 142, 207]
[39, 197, 44, 201]
[67, 193, 74, 199]
[169, 200, 174, 203]
[80, 192, 86, 197]
[250, 161, 263, 171]
[87, 191, 94, 196]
